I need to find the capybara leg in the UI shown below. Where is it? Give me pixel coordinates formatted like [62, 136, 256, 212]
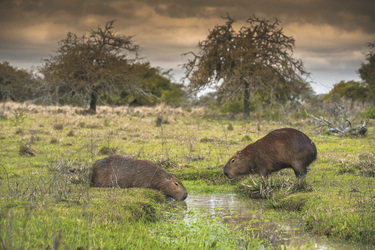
[259, 168, 270, 178]
[292, 161, 307, 178]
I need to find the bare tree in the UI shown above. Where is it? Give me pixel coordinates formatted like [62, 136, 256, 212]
[183, 14, 310, 118]
[40, 20, 143, 113]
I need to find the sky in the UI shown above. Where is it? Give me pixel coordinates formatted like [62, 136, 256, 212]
[1, 0, 374, 94]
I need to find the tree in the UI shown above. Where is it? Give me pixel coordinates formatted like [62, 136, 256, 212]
[0, 61, 39, 102]
[103, 64, 186, 106]
[183, 14, 309, 118]
[40, 20, 142, 113]
[358, 42, 375, 103]
[323, 80, 368, 103]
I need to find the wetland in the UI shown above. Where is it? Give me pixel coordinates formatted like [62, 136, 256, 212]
[0, 102, 374, 249]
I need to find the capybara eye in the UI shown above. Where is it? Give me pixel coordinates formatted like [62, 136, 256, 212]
[231, 159, 236, 163]
[175, 182, 179, 186]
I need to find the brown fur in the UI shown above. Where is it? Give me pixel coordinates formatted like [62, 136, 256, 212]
[90, 155, 188, 201]
[224, 128, 317, 178]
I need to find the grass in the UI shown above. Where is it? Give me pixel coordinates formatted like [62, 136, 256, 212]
[0, 101, 375, 248]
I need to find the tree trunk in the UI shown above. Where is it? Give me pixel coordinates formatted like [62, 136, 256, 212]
[243, 80, 250, 119]
[89, 87, 98, 114]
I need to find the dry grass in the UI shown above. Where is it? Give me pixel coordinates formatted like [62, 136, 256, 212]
[0, 101, 205, 119]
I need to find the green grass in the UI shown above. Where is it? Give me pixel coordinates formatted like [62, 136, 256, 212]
[0, 103, 375, 248]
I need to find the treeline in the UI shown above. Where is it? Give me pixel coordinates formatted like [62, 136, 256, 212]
[0, 61, 188, 107]
[1, 58, 375, 120]
[1, 18, 374, 119]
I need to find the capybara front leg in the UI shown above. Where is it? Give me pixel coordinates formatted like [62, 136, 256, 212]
[292, 161, 307, 178]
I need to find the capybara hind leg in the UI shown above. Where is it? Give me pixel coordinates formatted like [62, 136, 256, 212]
[292, 161, 307, 178]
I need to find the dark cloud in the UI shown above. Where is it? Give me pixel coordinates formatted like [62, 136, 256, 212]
[0, 0, 121, 19]
[144, 0, 375, 33]
[0, 0, 374, 94]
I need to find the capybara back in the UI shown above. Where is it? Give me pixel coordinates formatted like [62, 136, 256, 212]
[224, 128, 317, 178]
[91, 155, 188, 201]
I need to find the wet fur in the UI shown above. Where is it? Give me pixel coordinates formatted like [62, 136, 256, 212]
[91, 155, 188, 201]
[224, 128, 317, 178]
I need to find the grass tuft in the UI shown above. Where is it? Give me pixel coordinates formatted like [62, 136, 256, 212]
[98, 146, 118, 155]
[236, 174, 314, 200]
[337, 152, 375, 177]
[18, 142, 36, 156]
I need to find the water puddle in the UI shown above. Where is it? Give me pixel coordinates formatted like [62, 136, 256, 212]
[177, 193, 363, 249]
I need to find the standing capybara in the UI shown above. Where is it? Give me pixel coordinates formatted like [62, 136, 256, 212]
[224, 128, 317, 179]
[90, 155, 188, 201]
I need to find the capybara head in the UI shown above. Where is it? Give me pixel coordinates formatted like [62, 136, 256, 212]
[223, 151, 255, 179]
[159, 173, 188, 201]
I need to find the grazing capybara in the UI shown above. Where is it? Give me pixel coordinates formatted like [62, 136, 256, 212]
[224, 128, 317, 179]
[90, 155, 188, 201]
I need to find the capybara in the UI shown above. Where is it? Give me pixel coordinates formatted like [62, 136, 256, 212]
[224, 128, 317, 179]
[90, 155, 188, 201]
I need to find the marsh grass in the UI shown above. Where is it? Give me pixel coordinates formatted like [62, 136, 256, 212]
[0, 157, 172, 248]
[0, 101, 375, 247]
[236, 173, 314, 201]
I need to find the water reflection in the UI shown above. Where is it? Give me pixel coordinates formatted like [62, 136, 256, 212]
[176, 193, 363, 250]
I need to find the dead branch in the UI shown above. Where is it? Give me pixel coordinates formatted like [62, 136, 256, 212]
[305, 110, 367, 136]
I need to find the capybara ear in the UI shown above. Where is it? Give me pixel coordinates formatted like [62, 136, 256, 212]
[166, 173, 173, 180]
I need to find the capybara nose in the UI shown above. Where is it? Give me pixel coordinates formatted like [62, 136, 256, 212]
[182, 192, 188, 201]
[223, 167, 229, 178]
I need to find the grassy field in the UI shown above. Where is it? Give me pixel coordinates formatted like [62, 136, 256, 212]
[0, 101, 374, 249]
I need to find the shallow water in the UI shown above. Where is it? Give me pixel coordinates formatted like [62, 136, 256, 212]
[180, 193, 364, 249]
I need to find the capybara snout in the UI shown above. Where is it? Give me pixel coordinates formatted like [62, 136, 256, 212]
[163, 173, 188, 201]
[91, 155, 188, 201]
[224, 128, 317, 179]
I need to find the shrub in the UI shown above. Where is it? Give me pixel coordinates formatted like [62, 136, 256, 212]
[220, 100, 243, 114]
[363, 106, 375, 119]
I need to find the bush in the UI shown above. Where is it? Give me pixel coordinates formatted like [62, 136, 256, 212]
[363, 106, 375, 119]
[220, 100, 243, 114]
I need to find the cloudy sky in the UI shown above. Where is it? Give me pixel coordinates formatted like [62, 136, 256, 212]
[1, 0, 374, 94]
